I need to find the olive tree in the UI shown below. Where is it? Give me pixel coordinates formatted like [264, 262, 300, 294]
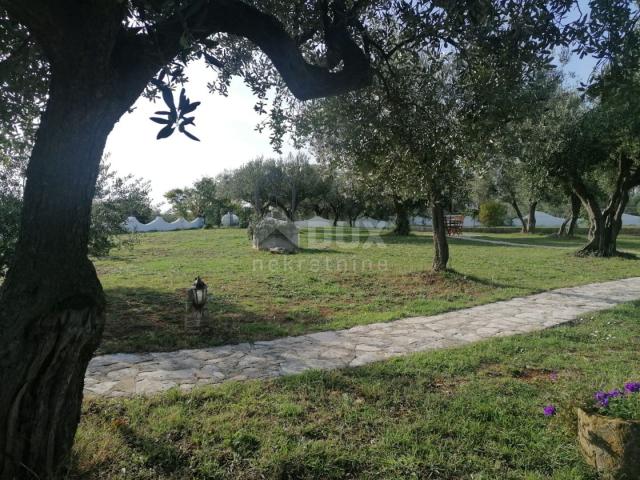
[0, 0, 575, 475]
[0, 1, 375, 476]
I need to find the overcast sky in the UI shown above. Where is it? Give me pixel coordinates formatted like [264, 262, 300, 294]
[104, 52, 596, 208]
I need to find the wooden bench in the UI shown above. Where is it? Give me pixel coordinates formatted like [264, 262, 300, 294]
[445, 215, 464, 236]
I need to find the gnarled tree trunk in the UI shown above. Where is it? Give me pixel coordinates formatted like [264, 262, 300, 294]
[393, 198, 410, 236]
[558, 193, 580, 237]
[431, 202, 449, 272]
[573, 177, 627, 257]
[0, 34, 150, 479]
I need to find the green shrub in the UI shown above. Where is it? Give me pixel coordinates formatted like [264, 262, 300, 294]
[479, 201, 508, 227]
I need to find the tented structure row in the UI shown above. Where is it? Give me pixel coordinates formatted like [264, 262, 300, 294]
[123, 216, 204, 232]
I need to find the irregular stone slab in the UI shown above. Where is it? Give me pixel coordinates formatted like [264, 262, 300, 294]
[85, 277, 640, 397]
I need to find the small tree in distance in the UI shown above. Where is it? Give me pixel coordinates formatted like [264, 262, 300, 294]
[479, 200, 508, 227]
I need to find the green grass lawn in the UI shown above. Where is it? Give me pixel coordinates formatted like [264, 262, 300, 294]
[465, 231, 640, 252]
[94, 228, 640, 354]
[72, 301, 640, 479]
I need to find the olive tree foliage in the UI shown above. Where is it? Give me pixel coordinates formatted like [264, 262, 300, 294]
[270, 152, 323, 220]
[0, 0, 404, 476]
[0, 156, 154, 274]
[318, 167, 370, 225]
[0, 156, 22, 278]
[217, 157, 281, 218]
[293, 1, 575, 269]
[300, 51, 479, 271]
[218, 153, 329, 221]
[525, 1, 640, 255]
[486, 71, 570, 233]
[539, 82, 640, 256]
[165, 176, 232, 226]
[89, 159, 154, 256]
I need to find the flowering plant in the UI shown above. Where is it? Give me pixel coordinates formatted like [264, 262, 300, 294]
[592, 382, 640, 421]
[543, 382, 640, 420]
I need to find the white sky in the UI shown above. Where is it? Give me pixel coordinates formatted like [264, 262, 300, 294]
[105, 53, 596, 209]
[105, 61, 296, 207]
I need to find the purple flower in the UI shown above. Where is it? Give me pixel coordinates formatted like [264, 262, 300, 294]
[543, 405, 556, 416]
[595, 391, 610, 408]
[608, 389, 623, 398]
[594, 389, 624, 408]
[549, 372, 558, 382]
[624, 382, 640, 394]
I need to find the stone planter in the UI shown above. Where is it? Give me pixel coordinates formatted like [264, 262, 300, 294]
[577, 407, 640, 479]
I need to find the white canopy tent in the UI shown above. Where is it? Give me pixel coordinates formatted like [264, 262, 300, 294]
[123, 216, 204, 232]
[294, 215, 333, 228]
[221, 212, 240, 226]
[512, 211, 565, 228]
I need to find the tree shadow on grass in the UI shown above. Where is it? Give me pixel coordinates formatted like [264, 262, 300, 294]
[443, 269, 522, 290]
[297, 247, 341, 254]
[99, 286, 334, 355]
[378, 233, 432, 246]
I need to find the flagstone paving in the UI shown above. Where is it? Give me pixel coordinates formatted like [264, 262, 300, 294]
[85, 277, 640, 397]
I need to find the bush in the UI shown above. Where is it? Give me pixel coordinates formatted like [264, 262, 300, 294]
[479, 201, 508, 227]
[0, 193, 22, 277]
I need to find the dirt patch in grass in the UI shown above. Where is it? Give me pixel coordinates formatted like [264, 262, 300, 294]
[335, 270, 490, 303]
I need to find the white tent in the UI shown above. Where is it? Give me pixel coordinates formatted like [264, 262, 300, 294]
[622, 214, 640, 226]
[354, 217, 390, 229]
[354, 217, 377, 228]
[463, 216, 479, 228]
[294, 215, 333, 228]
[221, 212, 240, 226]
[123, 216, 204, 232]
[411, 216, 431, 226]
[512, 211, 565, 228]
[124, 216, 142, 231]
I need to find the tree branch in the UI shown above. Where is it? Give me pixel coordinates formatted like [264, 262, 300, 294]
[141, 0, 372, 100]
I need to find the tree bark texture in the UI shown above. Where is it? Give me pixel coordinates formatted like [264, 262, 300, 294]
[393, 199, 410, 236]
[0, 9, 151, 477]
[571, 161, 636, 257]
[558, 193, 581, 237]
[431, 203, 449, 272]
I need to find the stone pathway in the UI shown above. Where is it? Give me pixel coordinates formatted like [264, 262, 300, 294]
[85, 277, 640, 397]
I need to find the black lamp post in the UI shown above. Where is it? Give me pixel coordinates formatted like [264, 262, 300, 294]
[186, 276, 208, 329]
[190, 276, 208, 309]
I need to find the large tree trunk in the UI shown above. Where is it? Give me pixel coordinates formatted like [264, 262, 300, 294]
[573, 181, 626, 257]
[572, 153, 640, 257]
[558, 193, 581, 237]
[0, 52, 148, 480]
[431, 203, 449, 272]
[526, 201, 538, 234]
[393, 198, 410, 236]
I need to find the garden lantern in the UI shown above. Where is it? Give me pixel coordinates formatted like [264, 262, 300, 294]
[185, 276, 208, 330]
[190, 276, 208, 309]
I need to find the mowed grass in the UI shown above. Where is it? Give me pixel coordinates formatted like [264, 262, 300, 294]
[72, 301, 640, 479]
[94, 228, 640, 354]
[468, 231, 640, 251]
